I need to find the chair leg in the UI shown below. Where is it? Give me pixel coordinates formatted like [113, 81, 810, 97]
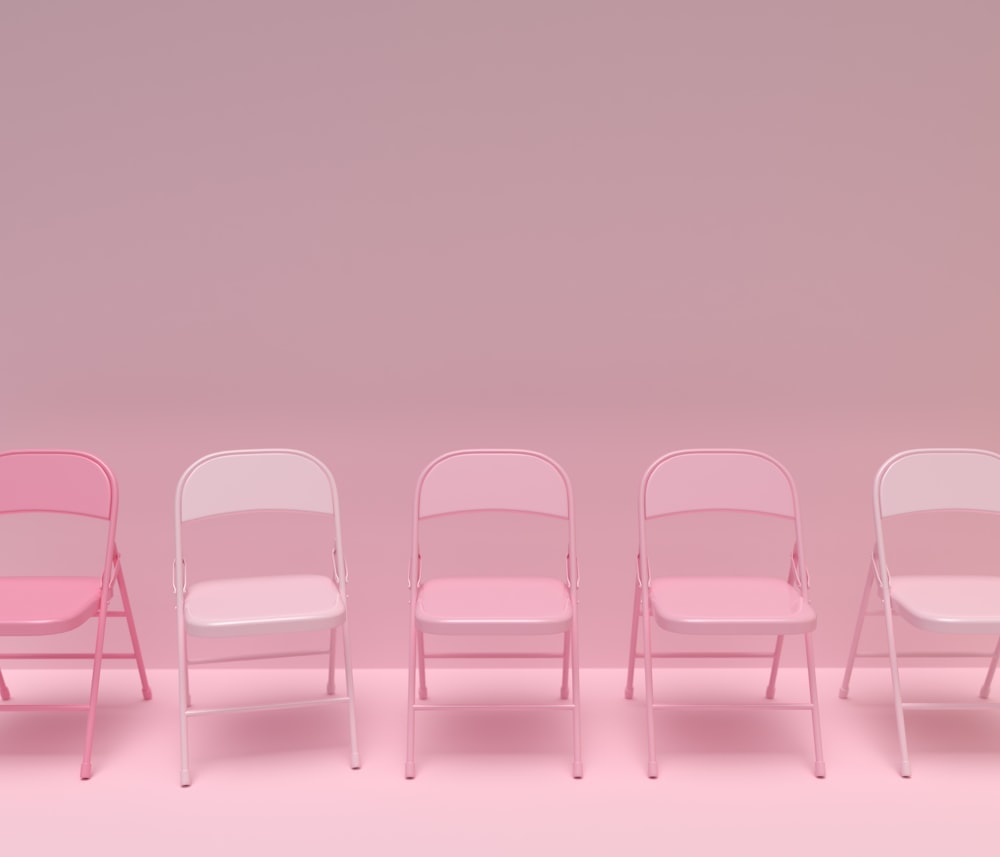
[116, 567, 152, 701]
[560, 631, 570, 700]
[765, 636, 784, 699]
[340, 619, 361, 769]
[883, 594, 911, 777]
[327, 627, 337, 695]
[178, 624, 192, 787]
[570, 618, 583, 779]
[804, 633, 826, 777]
[405, 613, 418, 779]
[642, 585, 658, 778]
[0, 667, 9, 701]
[840, 557, 876, 699]
[80, 605, 110, 780]
[625, 576, 641, 700]
[417, 632, 428, 701]
[980, 637, 1000, 699]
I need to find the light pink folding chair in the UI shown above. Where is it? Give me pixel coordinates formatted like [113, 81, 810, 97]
[175, 449, 359, 786]
[625, 449, 825, 777]
[840, 448, 1000, 777]
[405, 450, 582, 778]
[0, 450, 152, 779]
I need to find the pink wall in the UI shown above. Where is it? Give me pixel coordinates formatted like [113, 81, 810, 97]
[2, 1, 998, 668]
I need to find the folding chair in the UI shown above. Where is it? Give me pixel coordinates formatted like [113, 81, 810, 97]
[175, 449, 359, 786]
[0, 450, 151, 779]
[625, 449, 825, 777]
[840, 448, 1000, 777]
[405, 449, 582, 778]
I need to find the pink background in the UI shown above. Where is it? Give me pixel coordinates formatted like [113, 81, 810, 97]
[2, 1, 999, 668]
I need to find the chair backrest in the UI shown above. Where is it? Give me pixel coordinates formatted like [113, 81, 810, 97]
[642, 449, 798, 521]
[175, 450, 344, 597]
[0, 450, 116, 520]
[177, 450, 338, 522]
[412, 450, 576, 587]
[0, 450, 119, 588]
[416, 450, 572, 520]
[640, 449, 805, 588]
[876, 449, 1000, 519]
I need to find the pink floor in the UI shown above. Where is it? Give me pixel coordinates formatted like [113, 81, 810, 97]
[3, 667, 998, 854]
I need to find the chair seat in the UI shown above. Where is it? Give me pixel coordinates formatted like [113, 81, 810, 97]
[415, 577, 572, 636]
[0, 576, 102, 635]
[650, 576, 816, 635]
[184, 574, 345, 638]
[891, 575, 1000, 634]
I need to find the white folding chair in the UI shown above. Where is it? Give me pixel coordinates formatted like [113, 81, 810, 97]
[405, 449, 582, 778]
[625, 449, 825, 777]
[175, 449, 359, 786]
[840, 448, 1000, 776]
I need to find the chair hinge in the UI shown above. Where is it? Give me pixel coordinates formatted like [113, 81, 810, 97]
[172, 560, 187, 595]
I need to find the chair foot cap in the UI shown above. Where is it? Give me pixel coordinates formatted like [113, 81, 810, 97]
[814, 761, 826, 778]
[647, 761, 659, 779]
[765, 686, 776, 700]
[350, 755, 361, 770]
[572, 762, 583, 779]
[418, 688, 428, 700]
[624, 687, 634, 700]
[838, 687, 849, 699]
[142, 687, 153, 701]
[180, 771, 191, 787]
[900, 761, 912, 778]
[80, 762, 92, 780]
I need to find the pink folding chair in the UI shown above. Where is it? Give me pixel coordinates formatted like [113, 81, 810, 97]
[0, 450, 151, 779]
[405, 450, 582, 778]
[840, 448, 1000, 776]
[625, 449, 825, 777]
[175, 449, 359, 786]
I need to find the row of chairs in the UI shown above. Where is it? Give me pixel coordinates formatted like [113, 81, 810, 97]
[2, 447, 999, 784]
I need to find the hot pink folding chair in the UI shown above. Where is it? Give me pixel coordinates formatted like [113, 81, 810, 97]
[405, 450, 582, 778]
[175, 449, 359, 786]
[625, 449, 825, 777]
[840, 448, 1000, 776]
[0, 450, 151, 779]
